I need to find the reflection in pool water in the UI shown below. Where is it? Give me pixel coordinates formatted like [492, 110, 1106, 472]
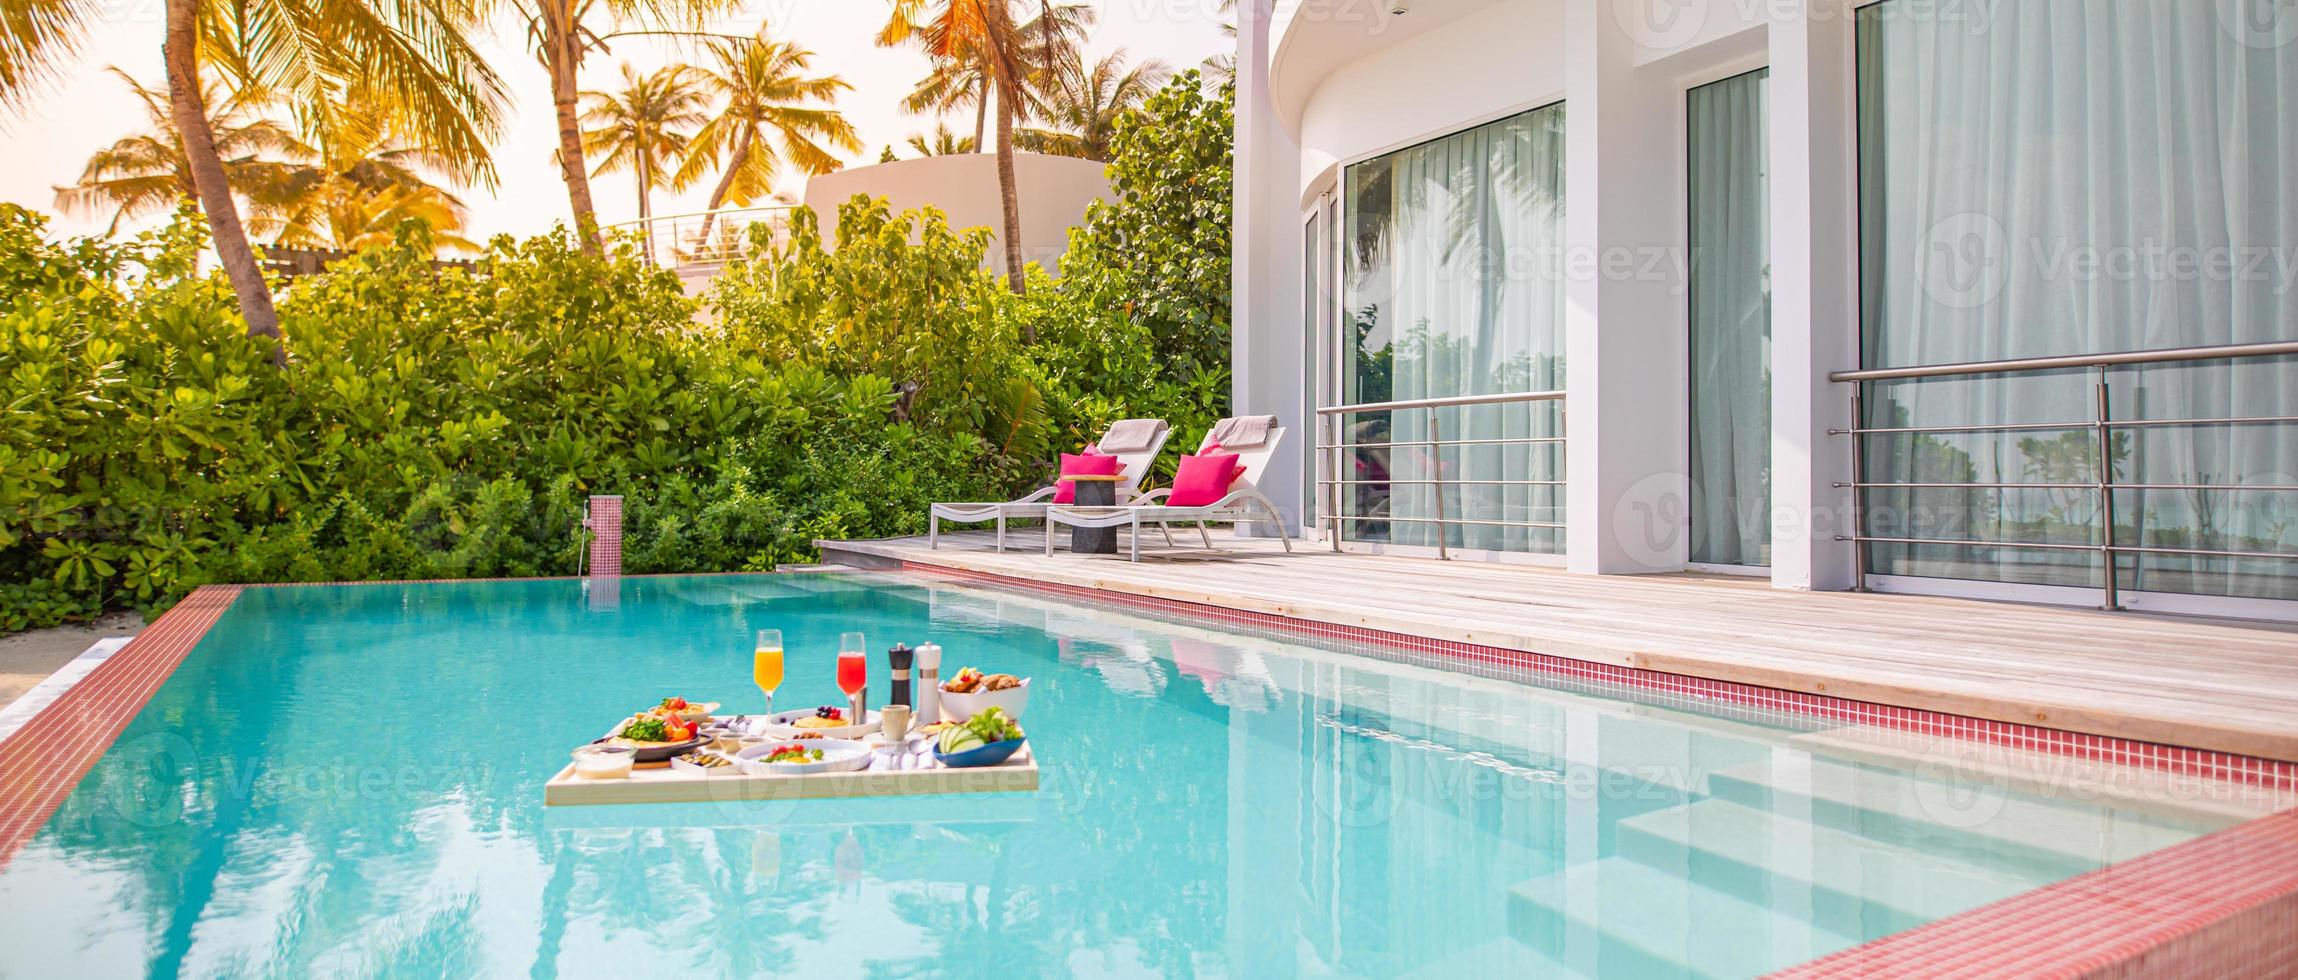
[0, 573, 2237, 977]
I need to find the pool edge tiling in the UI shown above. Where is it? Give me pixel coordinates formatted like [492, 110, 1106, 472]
[0, 584, 242, 870]
[1769, 809, 2298, 979]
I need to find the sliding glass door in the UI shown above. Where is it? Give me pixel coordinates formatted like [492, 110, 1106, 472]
[1856, 0, 2298, 601]
[1336, 104, 1568, 554]
[1687, 69, 1772, 567]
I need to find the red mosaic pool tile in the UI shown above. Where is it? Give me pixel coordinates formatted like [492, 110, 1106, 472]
[0, 585, 242, 872]
[1769, 810, 2298, 979]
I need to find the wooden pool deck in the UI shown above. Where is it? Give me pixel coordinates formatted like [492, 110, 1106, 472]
[820, 530, 2298, 765]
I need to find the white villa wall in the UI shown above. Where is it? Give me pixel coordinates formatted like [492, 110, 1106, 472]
[802, 153, 1112, 278]
[1243, 0, 1867, 591]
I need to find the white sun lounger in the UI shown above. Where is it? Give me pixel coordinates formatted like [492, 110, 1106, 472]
[1042, 425, 1293, 561]
[928, 423, 1174, 552]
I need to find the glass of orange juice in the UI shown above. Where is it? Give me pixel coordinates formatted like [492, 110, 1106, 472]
[754, 629, 785, 716]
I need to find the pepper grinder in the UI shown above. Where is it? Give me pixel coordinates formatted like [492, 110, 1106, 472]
[887, 643, 914, 709]
[915, 642, 943, 726]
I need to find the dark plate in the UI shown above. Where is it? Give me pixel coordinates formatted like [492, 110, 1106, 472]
[592, 734, 709, 763]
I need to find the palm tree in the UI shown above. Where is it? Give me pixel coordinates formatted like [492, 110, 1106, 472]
[2, 0, 504, 353]
[878, 0, 1093, 295]
[580, 64, 710, 258]
[1017, 49, 1172, 162]
[311, 184, 477, 252]
[905, 122, 978, 157]
[54, 68, 304, 234]
[1202, 0, 1237, 86]
[251, 98, 476, 252]
[676, 25, 860, 243]
[904, 47, 991, 148]
[495, 0, 747, 252]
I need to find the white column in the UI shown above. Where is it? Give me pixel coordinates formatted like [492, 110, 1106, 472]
[1232, 0, 1307, 535]
[1768, 0, 1860, 591]
[1564, 1, 1692, 575]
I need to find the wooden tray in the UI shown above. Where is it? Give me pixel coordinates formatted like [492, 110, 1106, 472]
[544, 744, 1039, 806]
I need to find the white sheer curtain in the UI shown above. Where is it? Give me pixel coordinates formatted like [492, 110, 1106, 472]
[1342, 104, 1567, 553]
[1688, 70, 1772, 567]
[1858, 0, 2298, 600]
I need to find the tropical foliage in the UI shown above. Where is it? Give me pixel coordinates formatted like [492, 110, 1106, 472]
[51, 69, 302, 234]
[2, 20, 1242, 634]
[676, 27, 860, 241]
[877, 0, 1096, 293]
[0, 204, 1008, 631]
[1017, 48, 1171, 162]
[579, 64, 712, 233]
[905, 122, 979, 157]
[1020, 71, 1235, 450]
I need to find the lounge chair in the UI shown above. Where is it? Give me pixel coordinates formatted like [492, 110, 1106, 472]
[928, 420, 1173, 552]
[1042, 421, 1294, 561]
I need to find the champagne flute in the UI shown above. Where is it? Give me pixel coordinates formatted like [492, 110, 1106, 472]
[837, 631, 867, 720]
[754, 629, 785, 719]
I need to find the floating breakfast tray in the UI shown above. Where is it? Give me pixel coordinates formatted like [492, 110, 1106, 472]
[544, 744, 1039, 807]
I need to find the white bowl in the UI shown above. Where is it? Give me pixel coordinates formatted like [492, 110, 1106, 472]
[937, 678, 1030, 722]
[735, 738, 874, 776]
[571, 745, 635, 780]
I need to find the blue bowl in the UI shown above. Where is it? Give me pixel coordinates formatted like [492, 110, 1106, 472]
[933, 736, 1026, 768]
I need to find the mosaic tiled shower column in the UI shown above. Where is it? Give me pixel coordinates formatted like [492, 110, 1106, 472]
[586, 496, 623, 578]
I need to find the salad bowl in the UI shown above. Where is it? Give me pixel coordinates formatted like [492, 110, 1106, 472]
[933, 736, 1026, 769]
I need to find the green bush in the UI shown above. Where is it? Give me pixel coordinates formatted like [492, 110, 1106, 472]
[0, 74, 1238, 633]
[0, 207, 1017, 627]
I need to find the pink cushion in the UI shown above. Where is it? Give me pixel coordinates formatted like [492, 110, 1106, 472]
[1167, 452, 1240, 507]
[1053, 451, 1122, 504]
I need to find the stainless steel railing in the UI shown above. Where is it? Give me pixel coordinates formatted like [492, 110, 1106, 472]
[1829, 340, 2298, 609]
[602, 205, 801, 272]
[1314, 390, 1568, 560]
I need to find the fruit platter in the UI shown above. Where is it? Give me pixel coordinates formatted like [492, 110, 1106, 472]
[755, 705, 882, 740]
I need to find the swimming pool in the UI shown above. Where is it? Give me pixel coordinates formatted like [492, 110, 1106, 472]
[0, 572, 2244, 976]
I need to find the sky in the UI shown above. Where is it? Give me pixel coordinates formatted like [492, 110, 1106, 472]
[0, 0, 1233, 243]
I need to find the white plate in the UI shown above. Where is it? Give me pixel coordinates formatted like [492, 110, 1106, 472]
[757, 708, 881, 740]
[734, 738, 874, 776]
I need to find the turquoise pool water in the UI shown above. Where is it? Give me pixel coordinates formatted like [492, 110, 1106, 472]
[0, 573, 2238, 977]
